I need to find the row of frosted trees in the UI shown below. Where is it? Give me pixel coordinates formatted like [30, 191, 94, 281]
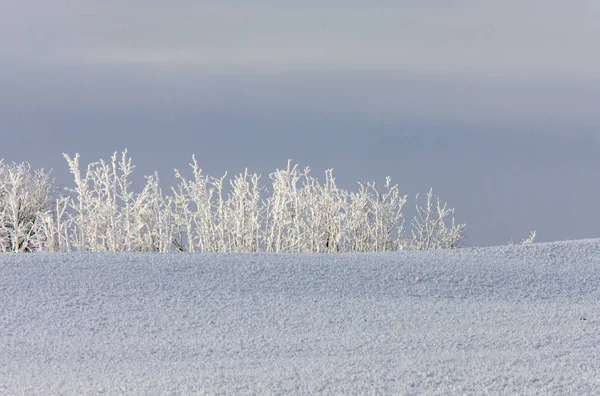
[0, 151, 465, 253]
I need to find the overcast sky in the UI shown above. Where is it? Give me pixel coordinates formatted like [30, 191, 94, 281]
[2, 1, 600, 246]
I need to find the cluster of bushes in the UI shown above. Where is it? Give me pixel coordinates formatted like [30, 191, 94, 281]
[0, 151, 465, 253]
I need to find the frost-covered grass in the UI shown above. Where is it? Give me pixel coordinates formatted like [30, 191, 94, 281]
[1, 239, 599, 394]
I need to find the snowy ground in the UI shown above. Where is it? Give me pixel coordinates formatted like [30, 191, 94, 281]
[1, 240, 599, 395]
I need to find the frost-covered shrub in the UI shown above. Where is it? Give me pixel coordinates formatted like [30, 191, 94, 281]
[521, 230, 537, 245]
[171, 156, 262, 253]
[344, 178, 407, 252]
[409, 188, 465, 250]
[63, 150, 175, 252]
[0, 161, 55, 252]
[264, 163, 348, 253]
[0, 150, 466, 253]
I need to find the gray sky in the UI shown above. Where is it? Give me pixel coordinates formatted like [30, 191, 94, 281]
[2, 1, 600, 245]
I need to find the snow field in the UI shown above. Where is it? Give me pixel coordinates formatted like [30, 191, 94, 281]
[1, 239, 599, 394]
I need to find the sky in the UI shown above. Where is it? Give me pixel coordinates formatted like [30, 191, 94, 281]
[2, 1, 600, 246]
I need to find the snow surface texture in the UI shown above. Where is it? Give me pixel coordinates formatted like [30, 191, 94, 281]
[1, 240, 599, 395]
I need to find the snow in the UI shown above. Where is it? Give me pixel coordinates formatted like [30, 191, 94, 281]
[1, 239, 599, 395]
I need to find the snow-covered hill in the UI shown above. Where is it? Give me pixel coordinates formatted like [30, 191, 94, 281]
[1, 239, 599, 394]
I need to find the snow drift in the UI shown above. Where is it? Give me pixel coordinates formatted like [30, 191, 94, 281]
[1, 239, 599, 394]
